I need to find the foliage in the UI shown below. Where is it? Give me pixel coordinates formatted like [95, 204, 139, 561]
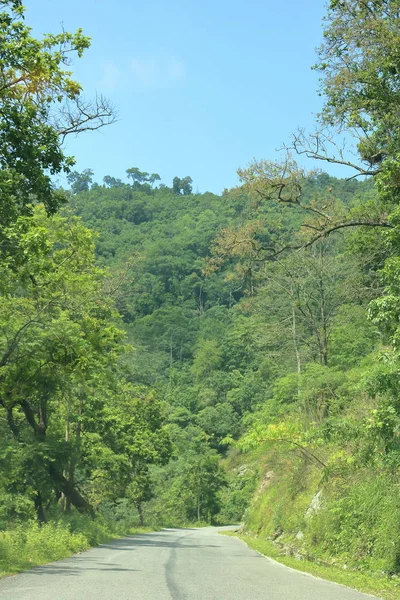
[0, 207, 171, 522]
[0, 514, 154, 577]
[0, 520, 89, 575]
[316, 0, 400, 170]
[0, 1, 113, 234]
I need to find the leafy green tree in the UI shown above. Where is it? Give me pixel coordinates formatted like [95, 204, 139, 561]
[126, 167, 161, 189]
[316, 0, 400, 172]
[191, 340, 223, 379]
[0, 207, 121, 517]
[148, 425, 225, 524]
[126, 472, 153, 526]
[196, 404, 240, 450]
[83, 384, 171, 514]
[0, 1, 113, 232]
[172, 176, 193, 195]
[103, 175, 124, 188]
[0, 207, 172, 521]
[68, 169, 94, 193]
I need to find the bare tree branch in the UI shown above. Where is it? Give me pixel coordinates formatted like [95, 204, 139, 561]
[286, 128, 380, 177]
[55, 95, 117, 142]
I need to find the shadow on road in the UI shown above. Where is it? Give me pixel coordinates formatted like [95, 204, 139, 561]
[97, 534, 221, 551]
[99, 540, 221, 549]
[28, 564, 140, 577]
[22, 532, 222, 577]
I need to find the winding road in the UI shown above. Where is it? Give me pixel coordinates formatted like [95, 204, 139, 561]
[0, 526, 378, 599]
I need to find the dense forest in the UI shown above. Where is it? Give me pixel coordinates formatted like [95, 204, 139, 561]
[2, 0, 400, 589]
[64, 169, 379, 528]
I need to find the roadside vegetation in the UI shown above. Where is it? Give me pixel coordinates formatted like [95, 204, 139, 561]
[0, 515, 155, 577]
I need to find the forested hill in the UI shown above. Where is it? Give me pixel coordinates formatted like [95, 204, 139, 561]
[69, 171, 377, 385]
[66, 170, 390, 547]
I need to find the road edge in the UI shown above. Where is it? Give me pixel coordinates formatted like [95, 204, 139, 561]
[219, 531, 400, 600]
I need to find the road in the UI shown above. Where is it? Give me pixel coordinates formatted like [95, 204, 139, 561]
[0, 526, 378, 600]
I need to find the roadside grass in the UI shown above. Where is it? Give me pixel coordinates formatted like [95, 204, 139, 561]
[0, 518, 157, 579]
[220, 531, 400, 600]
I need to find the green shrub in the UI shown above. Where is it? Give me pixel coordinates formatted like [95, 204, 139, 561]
[0, 521, 89, 575]
[306, 473, 400, 573]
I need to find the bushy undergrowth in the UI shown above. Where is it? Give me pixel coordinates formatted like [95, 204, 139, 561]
[244, 450, 319, 537]
[0, 507, 148, 577]
[0, 521, 90, 575]
[243, 446, 400, 575]
[306, 472, 400, 573]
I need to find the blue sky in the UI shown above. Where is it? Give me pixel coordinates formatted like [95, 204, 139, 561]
[28, 0, 330, 193]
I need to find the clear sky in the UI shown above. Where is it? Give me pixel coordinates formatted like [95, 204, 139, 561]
[28, 0, 329, 193]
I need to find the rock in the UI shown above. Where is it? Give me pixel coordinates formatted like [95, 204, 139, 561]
[253, 470, 275, 500]
[271, 527, 283, 540]
[295, 530, 304, 540]
[305, 490, 323, 517]
[259, 470, 275, 492]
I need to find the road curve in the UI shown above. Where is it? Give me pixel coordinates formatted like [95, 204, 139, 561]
[0, 526, 378, 600]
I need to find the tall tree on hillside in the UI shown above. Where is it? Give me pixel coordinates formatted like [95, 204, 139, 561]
[173, 176, 193, 195]
[0, 207, 121, 517]
[68, 169, 94, 193]
[126, 167, 161, 189]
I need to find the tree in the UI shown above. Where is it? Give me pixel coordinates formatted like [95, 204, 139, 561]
[103, 175, 124, 188]
[273, 1, 400, 243]
[126, 167, 161, 189]
[229, 2, 400, 249]
[172, 176, 193, 195]
[266, 244, 362, 367]
[83, 384, 172, 515]
[0, 207, 126, 518]
[316, 0, 400, 168]
[235, 157, 392, 255]
[126, 471, 153, 526]
[0, 207, 174, 522]
[126, 167, 150, 184]
[148, 426, 225, 524]
[68, 169, 94, 193]
[0, 1, 114, 233]
[191, 340, 222, 379]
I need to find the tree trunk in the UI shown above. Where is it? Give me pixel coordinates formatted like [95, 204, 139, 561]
[318, 247, 329, 366]
[61, 406, 70, 512]
[136, 502, 144, 526]
[291, 303, 301, 397]
[48, 462, 94, 516]
[34, 491, 47, 524]
[19, 397, 95, 517]
[65, 395, 83, 514]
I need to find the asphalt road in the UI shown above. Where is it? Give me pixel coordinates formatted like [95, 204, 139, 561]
[0, 526, 379, 600]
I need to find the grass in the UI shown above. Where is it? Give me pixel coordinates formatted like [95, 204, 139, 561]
[0, 519, 158, 579]
[220, 530, 400, 600]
